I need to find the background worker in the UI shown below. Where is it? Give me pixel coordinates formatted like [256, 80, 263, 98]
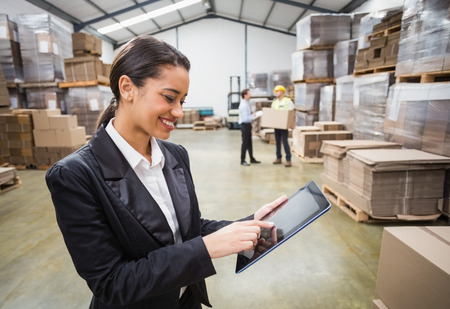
[238, 88, 261, 166]
[271, 85, 294, 167]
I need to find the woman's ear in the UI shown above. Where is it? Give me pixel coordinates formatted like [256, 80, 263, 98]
[118, 75, 134, 102]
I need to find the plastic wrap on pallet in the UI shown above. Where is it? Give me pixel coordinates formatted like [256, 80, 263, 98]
[291, 49, 333, 81]
[444, 169, 450, 214]
[0, 14, 24, 82]
[353, 72, 395, 141]
[17, 14, 72, 83]
[271, 70, 293, 92]
[0, 68, 10, 108]
[66, 86, 112, 135]
[295, 110, 318, 127]
[25, 87, 67, 110]
[357, 10, 389, 50]
[334, 75, 354, 132]
[334, 39, 357, 79]
[396, 0, 450, 75]
[384, 83, 450, 157]
[351, 13, 369, 40]
[294, 82, 329, 111]
[248, 72, 269, 96]
[296, 14, 352, 50]
[319, 85, 335, 121]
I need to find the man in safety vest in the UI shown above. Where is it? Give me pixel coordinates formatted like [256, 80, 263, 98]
[271, 85, 294, 167]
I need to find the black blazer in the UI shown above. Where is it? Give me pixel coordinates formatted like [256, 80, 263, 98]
[46, 125, 234, 309]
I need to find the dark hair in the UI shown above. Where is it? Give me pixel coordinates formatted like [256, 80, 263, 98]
[241, 88, 250, 99]
[96, 35, 191, 129]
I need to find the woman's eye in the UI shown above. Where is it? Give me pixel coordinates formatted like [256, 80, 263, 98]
[163, 95, 175, 102]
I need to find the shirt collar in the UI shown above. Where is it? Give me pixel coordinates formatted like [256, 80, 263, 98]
[105, 118, 165, 169]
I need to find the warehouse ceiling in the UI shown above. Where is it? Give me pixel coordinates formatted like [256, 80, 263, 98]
[26, 0, 368, 49]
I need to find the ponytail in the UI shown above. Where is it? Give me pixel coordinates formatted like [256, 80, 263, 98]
[96, 97, 118, 129]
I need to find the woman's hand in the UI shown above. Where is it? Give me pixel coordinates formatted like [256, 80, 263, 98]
[203, 220, 274, 259]
[254, 195, 287, 221]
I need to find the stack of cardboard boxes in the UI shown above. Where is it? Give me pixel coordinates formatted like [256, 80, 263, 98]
[293, 14, 352, 126]
[321, 140, 401, 185]
[64, 32, 110, 84]
[0, 69, 10, 112]
[0, 111, 34, 166]
[322, 146, 450, 219]
[291, 121, 352, 160]
[62, 32, 113, 136]
[32, 109, 86, 166]
[17, 13, 72, 83]
[355, 10, 402, 72]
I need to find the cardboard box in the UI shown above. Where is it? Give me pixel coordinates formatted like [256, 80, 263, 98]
[45, 92, 58, 109]
[55, 126, 86, 147]
[31, 109, 61, 130]
[64, 56, 105, 82]
[48, 115, 78, 129]
[376, 227, 450, 309]
[33, 129, 57, 147]
[260, 107, 295, 130]
[72, 32, 94, 53]
[295, 130, 353, 158]
[313, 121, 344, 131]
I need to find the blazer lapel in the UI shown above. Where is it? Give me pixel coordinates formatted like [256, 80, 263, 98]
[159, 141, 192, 241]
[90, 126, 174, 246]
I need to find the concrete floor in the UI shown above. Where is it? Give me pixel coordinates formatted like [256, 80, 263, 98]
[0, 128, 444, 309]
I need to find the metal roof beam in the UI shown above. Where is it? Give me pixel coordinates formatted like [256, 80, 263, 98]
[84, 0, 138, 37]
[271, 0, 336, 14]
[263, 1, 276, 27]
[287, 0, 316, 32]
[74, 0, 163, 32]
[238, 0, 244, 20]
[339, 0, 369, 13]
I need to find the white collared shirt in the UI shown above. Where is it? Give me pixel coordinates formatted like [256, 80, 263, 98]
[105, 119, 182, 245]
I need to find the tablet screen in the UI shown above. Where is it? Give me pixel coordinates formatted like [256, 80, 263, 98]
[235, 180, 330, 273]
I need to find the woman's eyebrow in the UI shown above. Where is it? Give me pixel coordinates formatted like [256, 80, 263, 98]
[163, 87, 180, 94]
[163, 87, 188, 97]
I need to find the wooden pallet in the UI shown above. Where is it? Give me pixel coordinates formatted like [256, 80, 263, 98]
[300, 45, 335, 51]
[36, 165, 52, 170]
[323, 184, 441, 223]
[367, 24, 401, 40]
[59, 77, 109, 88]
[354, 65, 396, 76]
[292, 78, 335, 84]
[292, 151, 324, 164]
[193, 126, 216, 131]
[396, 70, 450, 83]
[322, 184, 370, 222]
[0, 177, 22, 194]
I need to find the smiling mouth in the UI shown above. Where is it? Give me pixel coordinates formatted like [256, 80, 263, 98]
[160, 117, 175, 129]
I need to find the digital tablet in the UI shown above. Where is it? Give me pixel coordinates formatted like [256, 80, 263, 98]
[235, 180, 331, 273]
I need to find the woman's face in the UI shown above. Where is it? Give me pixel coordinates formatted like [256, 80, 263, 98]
[129, 65, 189, 140]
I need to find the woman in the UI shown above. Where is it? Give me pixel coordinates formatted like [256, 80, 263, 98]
[46, 35, 286, 309]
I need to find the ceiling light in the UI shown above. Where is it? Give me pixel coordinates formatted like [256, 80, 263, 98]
[97, 0, 202, 34]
